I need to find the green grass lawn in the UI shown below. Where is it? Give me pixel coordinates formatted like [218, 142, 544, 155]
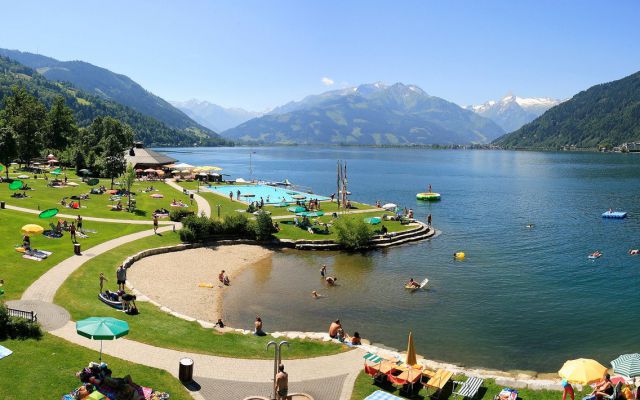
[0, 334, 191, 400]
[1, 172, 194, 220]
[274, 210, 418, 241]
[350, 371, 590, 400]
[173, 181, 418, 241]
[55, 232, 347, 359]
[0, 210, 150, 299]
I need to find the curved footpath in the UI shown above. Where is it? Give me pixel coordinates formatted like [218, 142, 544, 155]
[10, 182, 364, 400]
[166, 180, 211, 218]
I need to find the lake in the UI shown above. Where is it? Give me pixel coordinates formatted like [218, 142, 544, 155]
[160, 146, 640, 372]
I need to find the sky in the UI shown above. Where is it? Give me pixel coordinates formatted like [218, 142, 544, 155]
[1, 0, 639, 110]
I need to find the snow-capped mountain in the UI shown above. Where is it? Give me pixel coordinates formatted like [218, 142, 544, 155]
[467, 94, 563, 132]
[170, 99, 262, 132]
[223, 82, 505, 145]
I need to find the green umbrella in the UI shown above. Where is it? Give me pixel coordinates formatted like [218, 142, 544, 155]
[76, 317, 129, 361]
[364, 217, 382, 225]
[38, 208, 59, 219]
[0, 164, 4, 173]
[9, 180, 23, 191]
[288, 206, 306, 213]
[87, 178, 100, 186]
[51, 170, 62, 176]
[611, 354, 640, 378]
[296, 211, 325, 217]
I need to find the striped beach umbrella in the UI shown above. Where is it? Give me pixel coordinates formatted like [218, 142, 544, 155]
[612, 353, 640, 378]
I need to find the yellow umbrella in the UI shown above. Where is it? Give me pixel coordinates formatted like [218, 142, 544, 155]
[405, 331, 417, 366]
[21, 224, 44, 236]
[559, 358, 607, 384]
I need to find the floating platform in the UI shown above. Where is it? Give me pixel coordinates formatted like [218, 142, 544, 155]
[602, 211, 627, 219]
[416, 192, 441, 201]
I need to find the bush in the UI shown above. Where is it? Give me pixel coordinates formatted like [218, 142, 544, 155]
[169, 209, 193, 222]
[0, 302, 42, 340]
[178, 227, 196, 243]
[333, 218, 374, 250]
[223, 213, 252, 237]
[182, 215, 211, 239]
[254, 212, 276, 242]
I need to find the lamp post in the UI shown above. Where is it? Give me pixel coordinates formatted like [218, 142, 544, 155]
[266, 340, 289, 400]
[217, 204, 221, 218]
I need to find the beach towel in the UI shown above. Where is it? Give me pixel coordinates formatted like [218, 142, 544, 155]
[0, 345, 13, 360]
[23, 254, 43, 261]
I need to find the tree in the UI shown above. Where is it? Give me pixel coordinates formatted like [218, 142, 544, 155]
[44, 96, 77, 151]
[0, 126, 17, 179]
[100, 135, 127, 189]
[122, 163, 136, 211]
[254, 212, 276, 241]
[91, 117, 133, 188]
[2, 86, 46, 166]
[333, 218, 374, 250]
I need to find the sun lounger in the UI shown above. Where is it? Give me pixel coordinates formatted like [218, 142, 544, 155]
[452, 376, 484, 399]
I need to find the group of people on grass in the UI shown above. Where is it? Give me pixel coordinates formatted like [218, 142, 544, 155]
[98, 267, 138, 314]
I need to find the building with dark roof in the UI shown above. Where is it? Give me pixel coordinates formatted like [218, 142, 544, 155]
[124, 142, 177, 169]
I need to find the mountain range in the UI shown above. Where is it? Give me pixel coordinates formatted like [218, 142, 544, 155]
[222, 82, 505, 145]
[466, 94, 562, 132]
[0, 55, 227, 146]
[0, 48, 220, 141]
[170, 99, 261, 132]
[494, 70, 640, 149]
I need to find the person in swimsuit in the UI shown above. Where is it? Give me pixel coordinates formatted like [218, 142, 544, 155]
[407, 278, 420, 288]
[591, 374, 613, 399]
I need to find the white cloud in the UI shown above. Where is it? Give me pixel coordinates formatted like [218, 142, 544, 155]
[321, 77, 335, 86]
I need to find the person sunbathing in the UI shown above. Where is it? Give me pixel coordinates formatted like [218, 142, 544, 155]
[591, 374, 613, 399]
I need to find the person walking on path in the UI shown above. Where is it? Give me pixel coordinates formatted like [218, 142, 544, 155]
[275, 364, 288, 400]
[76, 215, 83, 233]
[99, 273, 108, 292]
[153, 215, 159, 234]
[427, 213, 432, 227]
[69, 222, 77, 242]
[116, 265, 127, 291]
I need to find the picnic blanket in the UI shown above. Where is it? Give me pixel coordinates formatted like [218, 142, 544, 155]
[364, 390, 404, 400]
[0, 344, 13, 360]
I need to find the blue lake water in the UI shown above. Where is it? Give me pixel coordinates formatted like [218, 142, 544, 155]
[160, 146, 640, 372]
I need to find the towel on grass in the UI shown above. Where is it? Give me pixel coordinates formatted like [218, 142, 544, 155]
[0, 344, 13, 360]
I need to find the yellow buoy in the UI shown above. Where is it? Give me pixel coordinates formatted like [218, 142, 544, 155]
[454, 252, 465, 260]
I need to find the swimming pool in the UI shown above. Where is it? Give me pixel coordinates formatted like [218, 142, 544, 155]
[205, 184, 330, 204]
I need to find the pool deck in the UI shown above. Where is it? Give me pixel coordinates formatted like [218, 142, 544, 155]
[204, 183, 331, 205]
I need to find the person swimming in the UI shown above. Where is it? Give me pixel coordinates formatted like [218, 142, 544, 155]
[628, 249, 639, 255]
[325, 276, 337, 286]
[526, 223, 535, 228]
[407, 278, 420, 288]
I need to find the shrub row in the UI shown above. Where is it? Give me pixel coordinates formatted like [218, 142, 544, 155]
[178, 212, 276, 243]
[0, 302, 42, 340]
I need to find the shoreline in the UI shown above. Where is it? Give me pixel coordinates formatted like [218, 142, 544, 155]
[126, 245, 273, 322]
[125, 243, 567, 388]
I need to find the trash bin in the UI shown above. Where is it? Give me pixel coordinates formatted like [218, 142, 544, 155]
[0, 201, 5, 209]
[178, 358, 194, 382]
[74, 243, 81, 255]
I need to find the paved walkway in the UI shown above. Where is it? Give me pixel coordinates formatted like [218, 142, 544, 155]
[6, 299, 70, 331]
[166, 180, 211, 218]
[5, 204, 176, 225]
[12, 181, 362, 399]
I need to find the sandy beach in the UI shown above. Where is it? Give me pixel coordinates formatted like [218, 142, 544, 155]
[127, 245, 273, 322]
